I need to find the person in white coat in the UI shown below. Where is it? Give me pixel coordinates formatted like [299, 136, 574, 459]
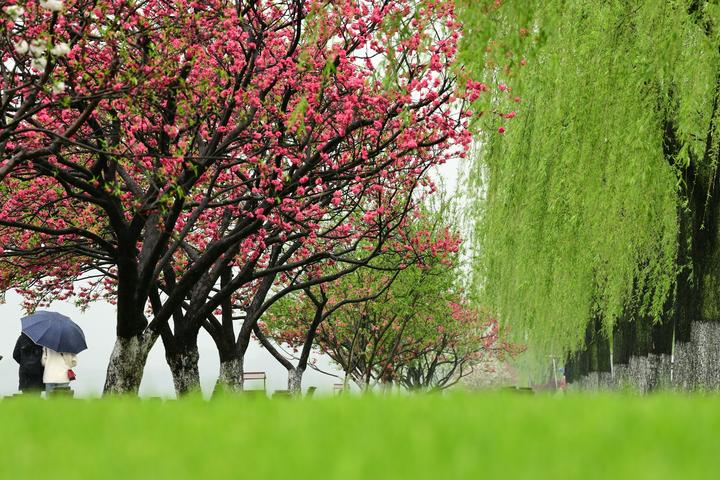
[41, 347, 77, 393]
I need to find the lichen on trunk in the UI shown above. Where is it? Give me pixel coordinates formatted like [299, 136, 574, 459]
[612, 364, 630, 390]
[689, 321, 720, 391]
[626, 356, 652, 394]
[288, 367, 304, 397]
[167, 347, 201, 396]
[597, 371, 613, 389]
[215, 357, 243, 395]
[671, 341, 694, 390]
[103, 330, 158, 395]
[578, 372, 599, 391]
[647, 353, 672, 392]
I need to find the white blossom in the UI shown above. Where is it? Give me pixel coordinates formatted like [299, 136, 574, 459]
[13, 40, 29, 55]
[51, 81, 66, 94]
[3, 5, 25, 20]
[31, 56, 47, 72]
[39, 0, 64, 12]
[50, 42, 70, 57]
[29, 40, 46, 57]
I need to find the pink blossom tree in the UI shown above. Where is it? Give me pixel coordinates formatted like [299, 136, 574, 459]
[0, 0, 480, 393]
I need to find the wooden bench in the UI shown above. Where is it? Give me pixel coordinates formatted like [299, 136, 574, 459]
[244, 371, 267, 392]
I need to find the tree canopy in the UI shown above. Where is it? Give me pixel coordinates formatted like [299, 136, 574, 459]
[459, 0, 720, 358]
[0, 0, 482, 393]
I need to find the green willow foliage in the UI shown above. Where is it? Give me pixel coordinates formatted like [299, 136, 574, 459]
[459, 0, 720, 355]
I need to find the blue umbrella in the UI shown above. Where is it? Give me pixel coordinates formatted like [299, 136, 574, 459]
[21, 311, 87, 354]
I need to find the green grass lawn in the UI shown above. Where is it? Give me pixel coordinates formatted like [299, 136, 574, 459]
[1, 392, 717, 479]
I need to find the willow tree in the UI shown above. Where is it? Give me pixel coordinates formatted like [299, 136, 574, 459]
[459, 0, 720, 388]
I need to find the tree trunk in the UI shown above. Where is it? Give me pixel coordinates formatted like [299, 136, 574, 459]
[166, 347, 201, 396]
[578, 371, 599, 390]
[592, 320, 612, 388]
[671, 339, 694, 390]
[564, 352, 577, 384]
[689, 321, 720, 390]
[647, 353, 672, 391]
[624, 352, 671, 394]
[626, 355, 651, 393]
[215, 356, 243, 395]
[644, 304, 674, 392]
[619, 317, 652, 392]
[598, 371, 613, 389]
[103, 330, 158, 395]
[356, 375, 371, 393]
[288, 367, 304, 397]
[681, 133, 720, 389]
[610, 319, 636, 390]
[160, 314, 202, 397]
[567, 318, 611, 390]
[613, 364, 630, 390]
[612, 318, 631, 361]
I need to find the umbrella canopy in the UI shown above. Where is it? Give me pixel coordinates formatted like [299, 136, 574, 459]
[21, 311, 87, 354]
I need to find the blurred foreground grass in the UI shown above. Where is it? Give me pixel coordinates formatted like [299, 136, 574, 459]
[1, 392, 717, 479]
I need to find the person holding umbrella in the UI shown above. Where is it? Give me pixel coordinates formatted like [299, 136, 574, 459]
[42, 347, 78, 394]
[12, 332, 45, 395]
[20, 311, 87, 395]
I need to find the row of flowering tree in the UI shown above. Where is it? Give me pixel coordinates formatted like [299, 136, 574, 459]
[259, 203, 515, 395]
[0, 0, 501, 394]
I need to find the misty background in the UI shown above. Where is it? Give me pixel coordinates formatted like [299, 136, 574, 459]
[0, 290, 344, 398]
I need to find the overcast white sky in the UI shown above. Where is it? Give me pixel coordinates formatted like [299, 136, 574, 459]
[0, 162, 461, 398]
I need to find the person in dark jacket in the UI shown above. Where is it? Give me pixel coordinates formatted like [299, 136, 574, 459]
[13, 333, 45, 394]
